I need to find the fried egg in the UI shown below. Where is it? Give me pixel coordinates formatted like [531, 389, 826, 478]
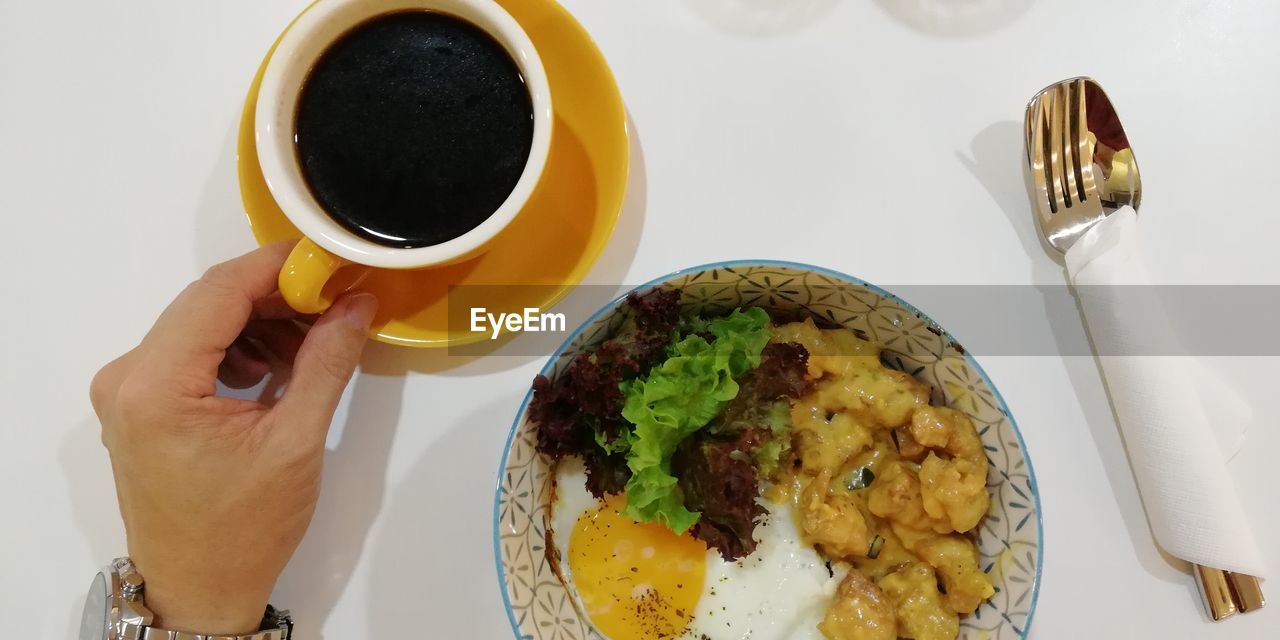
[552, 461, 842, 640]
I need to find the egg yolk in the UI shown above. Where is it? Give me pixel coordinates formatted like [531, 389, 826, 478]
[568, 494, 707, 639]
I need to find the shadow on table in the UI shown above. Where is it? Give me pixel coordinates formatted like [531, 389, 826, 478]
[272, 362, 405, 638]
[193, 119, 256, 272]
[60, 418, 129, 638]
[364, 395, 518, 637]
[583, 108, 648, 289]
[955, 120, 1063, 282]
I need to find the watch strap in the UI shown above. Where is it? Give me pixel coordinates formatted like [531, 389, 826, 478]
[124, 607, 291, 640]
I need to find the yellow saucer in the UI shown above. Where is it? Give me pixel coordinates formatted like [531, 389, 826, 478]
[236, 0, 628, 347]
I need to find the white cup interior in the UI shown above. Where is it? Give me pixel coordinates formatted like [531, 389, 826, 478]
[255, 0, 552, 269]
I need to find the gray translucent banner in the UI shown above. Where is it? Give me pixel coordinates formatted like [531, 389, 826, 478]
[444, 285, 1280, 357]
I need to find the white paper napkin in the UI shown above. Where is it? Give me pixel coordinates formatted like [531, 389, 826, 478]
[1064, 206, 1264, 577]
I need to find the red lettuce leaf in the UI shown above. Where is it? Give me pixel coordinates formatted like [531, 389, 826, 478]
[674, 430, 767, 561]
[529, 288, 681, 496]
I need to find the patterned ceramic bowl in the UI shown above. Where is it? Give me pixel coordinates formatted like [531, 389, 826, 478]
[494, 261, 1042, 639]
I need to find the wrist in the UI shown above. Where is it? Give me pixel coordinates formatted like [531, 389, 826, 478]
[129, 554, 275, 635]
[142, 578, 270, 635]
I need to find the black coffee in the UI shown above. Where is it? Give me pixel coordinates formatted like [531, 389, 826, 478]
[294, 11, 535, 248]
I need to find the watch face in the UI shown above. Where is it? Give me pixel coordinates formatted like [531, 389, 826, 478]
[79, 572, 110, 640]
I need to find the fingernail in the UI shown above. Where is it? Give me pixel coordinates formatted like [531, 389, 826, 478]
[341, 292, 379, 329]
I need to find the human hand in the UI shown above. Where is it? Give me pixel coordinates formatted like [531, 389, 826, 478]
[89, 242, 378, 634]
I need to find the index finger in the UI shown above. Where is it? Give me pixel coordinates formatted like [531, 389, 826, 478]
[144, 241, 295, 386]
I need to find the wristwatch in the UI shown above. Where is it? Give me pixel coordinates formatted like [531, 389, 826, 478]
[79, 558, 293, 640]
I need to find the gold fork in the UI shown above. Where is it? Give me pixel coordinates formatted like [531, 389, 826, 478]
[1024, 76, 1264, 621]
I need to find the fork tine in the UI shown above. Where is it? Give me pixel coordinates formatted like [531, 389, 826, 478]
[1060, 82, 1081, 205]
[1047, 87, 1069, 212]
[1028, 94, 1054, 218]
[1074, 78, 1098, 204]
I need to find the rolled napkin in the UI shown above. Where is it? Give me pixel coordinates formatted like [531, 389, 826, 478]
[1064, 206, 1264, 577]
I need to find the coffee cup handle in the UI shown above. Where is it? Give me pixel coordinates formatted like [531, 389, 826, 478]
[278, 237, 368, 314]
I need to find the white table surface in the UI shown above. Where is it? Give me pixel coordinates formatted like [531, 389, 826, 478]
[2, 0, 1278, 637]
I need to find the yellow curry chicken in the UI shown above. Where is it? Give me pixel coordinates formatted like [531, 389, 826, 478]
[768, 319, 995, 640]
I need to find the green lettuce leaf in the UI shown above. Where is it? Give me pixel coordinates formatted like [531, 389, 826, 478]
[619, 307, 771, 533]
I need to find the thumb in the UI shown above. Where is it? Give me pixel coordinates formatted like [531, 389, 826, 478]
[276, 292, 378, 436]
